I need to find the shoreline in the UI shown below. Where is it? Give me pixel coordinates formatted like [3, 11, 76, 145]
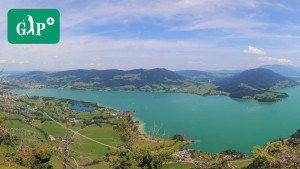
[11, 87, 298, 155]
[12, 86, 297, 103]
[133, 116, 147, 135]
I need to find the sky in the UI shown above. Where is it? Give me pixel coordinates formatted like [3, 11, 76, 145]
[1, 0, 300, 71]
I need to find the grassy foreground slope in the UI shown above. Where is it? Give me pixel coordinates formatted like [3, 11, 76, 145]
[0, 94, 189, 168]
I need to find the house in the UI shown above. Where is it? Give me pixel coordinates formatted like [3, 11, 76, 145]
[110, 110, 135, 118]
[69, 118, 83, 123]
[58, 146, 64, 153]
[172, 150, 191, 161]
[48, 135, 56, 141]
[197, 156, 202, 160]
[224, 155, 232, 160]
[184, 158, 192, 161]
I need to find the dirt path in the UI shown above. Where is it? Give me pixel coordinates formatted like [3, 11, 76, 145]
[43, 111, 117, 149]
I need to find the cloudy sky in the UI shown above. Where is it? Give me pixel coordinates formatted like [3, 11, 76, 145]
[1, 0, 300, 71]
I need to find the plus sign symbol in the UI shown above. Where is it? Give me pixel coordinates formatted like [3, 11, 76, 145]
[47, 17, 55, 25]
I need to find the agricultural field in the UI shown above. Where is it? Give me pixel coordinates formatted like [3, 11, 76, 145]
[0, 95, 191, 168]
[161, 162, 197, 169]
[0, 95, 125, 168]
[0, 94, 251, 169]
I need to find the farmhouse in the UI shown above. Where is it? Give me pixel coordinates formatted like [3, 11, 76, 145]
[110, 110, 135, 118]
[69, 118, 83, 123]
[172, 150, 191, 161]
[48, 135, 56, 141]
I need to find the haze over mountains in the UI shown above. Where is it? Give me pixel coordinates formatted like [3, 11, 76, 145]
[260, 64, 300, 77]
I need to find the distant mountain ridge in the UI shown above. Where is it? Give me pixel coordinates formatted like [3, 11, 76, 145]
[214, 68, 298, 101]
[260, 64, 300, 77]
[6, 67, 299, 102]
[176, 70, 214, 77]
[12, 68, 187, 91]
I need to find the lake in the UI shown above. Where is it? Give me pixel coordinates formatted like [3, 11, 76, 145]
[12, 87, 300, 154]
[68, 105, 94, 111]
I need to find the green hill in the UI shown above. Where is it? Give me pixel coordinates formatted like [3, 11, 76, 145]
[6, 68, 298, 102]
[214, 68, 298, 101]
[9, 68, 188, 92]
[175, 70, 232, 82]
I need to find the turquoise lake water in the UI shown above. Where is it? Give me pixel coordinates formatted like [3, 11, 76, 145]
[68, 105, 94, 111]
[12, 87, 300, 154]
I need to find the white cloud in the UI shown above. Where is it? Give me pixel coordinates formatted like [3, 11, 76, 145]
[0, 0, 295, 71]
[243, 46, 266, 55]
[257, 56, 291, 64]
[171, 19, 267, 31]
[61, 0, 263, 28]
[18, 61, 30, 65]
[0, 60, 10, 64]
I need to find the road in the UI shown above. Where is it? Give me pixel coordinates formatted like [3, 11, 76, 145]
[43, 111, 117, 149]
[167, 158, 254, 165]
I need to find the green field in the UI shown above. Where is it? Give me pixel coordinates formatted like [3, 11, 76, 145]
[4, 113, 24, 120]
[4, 120, 28, 128]
[0, 96, 197, 168]
[232, 159, 253, 168]
[162, 162, 197, 169]
[40, 121, 66, 139]
[79, 123, 120, 146]
[70, 134, 113, 163]
[4, 120, 46, 141]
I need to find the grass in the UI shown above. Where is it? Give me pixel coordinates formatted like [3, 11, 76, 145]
[1, 120, 46, 157]
[70, 122, 84, 131]
[31, 120, 42, 127]
[4, 113, 23, 120]
[0, 154, 27, 169]
[0, 96, 195, 168]
[70, 134, 112, 164]
[68, 123, 121, 164]
[49, 155, 64, 169]
[3, 120, 46, 141]
[4, 120, 27, 128]
[232, 159, 253, 168]
[161, 162, 197, 169]
[86, 161, 111, 169]
[79, 123, 120, 146]
[40, 121, 66, 139]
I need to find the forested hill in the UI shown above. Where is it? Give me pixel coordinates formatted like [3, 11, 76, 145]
[176, 70, 233, 82]
[214, 68, 298, 101]
[9, 68, 188, 91]
[6, 67, 299, 102]
[176, 70, 215, 78]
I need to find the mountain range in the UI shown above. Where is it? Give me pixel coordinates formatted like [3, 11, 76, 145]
[260, 64, 300, 77]
[5, 67, 299, 102]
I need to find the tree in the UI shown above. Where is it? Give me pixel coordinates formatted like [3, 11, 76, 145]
[15, 145, 53, 169]
[213, 159, 230, 169]
[246, 146, 271, 169]
[134, 146, 171, 169]
[33, 147, 53, 169]
[245, 156, 271, 169]
[109, 118, 176, 169]
[114, 118, 138, 150]
[108, 148, 138, 169]
[0, 114, 3, 124]
[172, 133, 185, 141]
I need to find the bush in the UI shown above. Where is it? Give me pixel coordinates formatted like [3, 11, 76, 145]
[172, 133, 185, 141]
